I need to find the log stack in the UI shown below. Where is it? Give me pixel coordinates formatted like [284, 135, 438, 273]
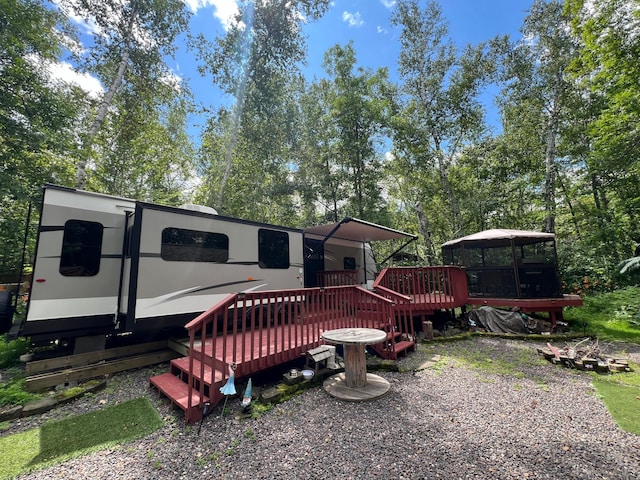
[537, 338, 632, 373]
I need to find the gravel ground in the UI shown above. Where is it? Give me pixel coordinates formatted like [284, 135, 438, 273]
[5, 337, 640, 480]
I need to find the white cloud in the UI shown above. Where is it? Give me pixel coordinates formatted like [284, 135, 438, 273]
[380, 0, 396, 8]
[183, 0, 203, 12]
[377, 25, 387, 34]
[48, 60, 104, 99]
[185, 0, 239, 31]
[53, 0, 102, 36]
[342, 11, 364, 28]
[160, 71, 184, 93]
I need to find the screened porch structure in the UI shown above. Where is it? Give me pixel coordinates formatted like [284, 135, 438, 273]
[441, 229, 563, 300]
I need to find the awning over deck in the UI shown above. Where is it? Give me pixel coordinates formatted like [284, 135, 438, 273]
[304, 217, 417, 243]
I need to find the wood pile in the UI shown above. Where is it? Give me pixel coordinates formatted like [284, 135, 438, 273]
[538, 338, 632, 373]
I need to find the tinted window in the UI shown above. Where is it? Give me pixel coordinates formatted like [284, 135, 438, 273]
[60, 220, 103, 277]
[343, 257, 356, 270]
[161, 228, 229, 263]
[258, 229, 289, 269]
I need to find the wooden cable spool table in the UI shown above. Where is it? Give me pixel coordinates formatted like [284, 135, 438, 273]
[321, 327, 391, 401]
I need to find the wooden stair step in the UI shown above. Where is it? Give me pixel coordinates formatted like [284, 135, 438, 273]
[171, 357, 225, 385]
[150, 372, 208, 410]
[385, 331, 402, 341]
[393, 340, 415, 355]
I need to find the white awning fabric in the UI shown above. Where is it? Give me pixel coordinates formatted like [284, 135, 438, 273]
[304, 217, 417, 243]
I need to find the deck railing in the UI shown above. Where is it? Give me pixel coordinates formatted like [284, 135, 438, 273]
[317, 269, 359, 287]
[373, 266, 468, 310]
[370, 284, 415, 347]
[182, 285, 397, 420]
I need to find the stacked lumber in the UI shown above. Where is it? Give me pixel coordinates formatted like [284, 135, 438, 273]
[537, 338, 632, 373]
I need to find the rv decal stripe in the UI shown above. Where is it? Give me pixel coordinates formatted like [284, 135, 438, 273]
[37, 254, 122, 260]
[223, 262, 259, 266]
[40, 225, 121, 232]
[190, 279, 264, 293]
[40, 225, 64, 232]
[145, 279, 264, 308]
[136, 254, 260, 263]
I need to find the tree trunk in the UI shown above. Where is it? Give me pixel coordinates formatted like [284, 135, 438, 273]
[543, 104, 558, 234]
[76, 12, 135, 190]
[213, 92, 246, 211]
[415, 198, 436, 265]
[557, 173, 582, 241]
[436, 152, 464, 236]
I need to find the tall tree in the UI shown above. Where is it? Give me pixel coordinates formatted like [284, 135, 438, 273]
[566, 0, 640, 256]
[390, 0, 494, 262]
[195, 0, 330, 217]
[319, 42, 393, 223]
[296, 78, 346, 224]
[497, 0, 579, 234]
[91, 93, 195, 204]
[59, 0, 191, 189]
[0, 0, 80, 277]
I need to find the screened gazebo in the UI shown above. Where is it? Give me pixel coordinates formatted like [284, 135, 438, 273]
[441, 229, 563, 299]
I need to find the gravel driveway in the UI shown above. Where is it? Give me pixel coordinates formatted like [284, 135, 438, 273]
[7, 337, 640, 480]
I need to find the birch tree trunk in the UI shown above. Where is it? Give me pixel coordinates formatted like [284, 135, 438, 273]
[75, 9, 136, 189]
[213, 90, 246, 211]
[543, 108, 558, 233]
[436, 150, 464, 237]
[415, 198, 436, 265]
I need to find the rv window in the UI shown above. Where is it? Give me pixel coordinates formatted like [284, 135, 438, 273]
[343, 257, 356, 270]
[60, 220, 103, 276]
[161, 228, 229, 263]
[258, 229, 289, 269]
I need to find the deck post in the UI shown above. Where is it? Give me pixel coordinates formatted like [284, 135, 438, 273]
[423, 320, 434, 341]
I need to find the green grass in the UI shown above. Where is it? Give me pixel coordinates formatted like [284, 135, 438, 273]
[592, 377, 640, 434]
[564, 286, 640, 342]
[588, 359, 640, 435]
[0, 397, 163, 479]
[425, 338, 549, 378]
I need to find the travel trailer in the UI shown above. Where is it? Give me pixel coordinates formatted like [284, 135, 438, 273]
[9, 185, 416, 347]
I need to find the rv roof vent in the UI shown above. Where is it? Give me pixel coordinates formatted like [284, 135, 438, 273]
[179, 204, 218, 215]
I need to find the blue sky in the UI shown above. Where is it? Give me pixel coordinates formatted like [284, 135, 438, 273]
[56, 0, 534, 131]
[179, 0, 533, 130]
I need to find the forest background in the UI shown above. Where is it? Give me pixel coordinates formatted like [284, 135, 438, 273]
[1, 0, 639, 293]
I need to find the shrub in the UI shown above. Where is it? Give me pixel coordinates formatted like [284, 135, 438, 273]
[0, 336, 30, 369]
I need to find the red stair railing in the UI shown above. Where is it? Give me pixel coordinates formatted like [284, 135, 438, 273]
[374, 266, 468, 310]
[180, 285, 398, 422]
[317, 270, 359, 287]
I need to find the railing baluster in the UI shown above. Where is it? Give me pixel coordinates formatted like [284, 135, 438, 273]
[178, 270, 472, 422]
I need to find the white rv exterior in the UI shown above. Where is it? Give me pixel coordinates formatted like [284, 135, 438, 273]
[17, 185, 415, 344]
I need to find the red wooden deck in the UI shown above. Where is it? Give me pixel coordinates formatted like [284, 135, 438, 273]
[189, 319, 358, 375]
[150, 286, 415, 423]
[467, 294, 583, 324]
[150, 266, 583, 423]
